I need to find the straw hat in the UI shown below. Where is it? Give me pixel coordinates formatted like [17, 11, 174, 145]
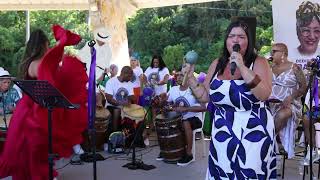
[0, 67, 14, 79]
[93, 27, 111, 43]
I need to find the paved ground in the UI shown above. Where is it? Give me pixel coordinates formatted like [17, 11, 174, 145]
[1, 134, 320, 180]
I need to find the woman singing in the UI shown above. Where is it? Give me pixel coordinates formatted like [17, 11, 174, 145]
[184, 21, 276, 179]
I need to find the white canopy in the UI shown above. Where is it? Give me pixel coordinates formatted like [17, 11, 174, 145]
[0, 0, 220, 11]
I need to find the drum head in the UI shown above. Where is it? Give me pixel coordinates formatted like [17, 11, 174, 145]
[156, 111, 181, 120]
[122, 104, 146, 121]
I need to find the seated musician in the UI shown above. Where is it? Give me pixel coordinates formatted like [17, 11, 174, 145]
[159, 68, 206, 166]
[302, 83, 320, 165]
[97, 64, 118, 92]
[0, 68, 20, 117]
[104, 66, 136, 135]
[268, 43, 307, 159]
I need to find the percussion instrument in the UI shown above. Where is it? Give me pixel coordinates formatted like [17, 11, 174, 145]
[81, 107, 110, 152]
[121, 104, 146, 123]
[155, 111, 185, 163]
[139, 87, 154, 107]
[0, 114, 12, 153]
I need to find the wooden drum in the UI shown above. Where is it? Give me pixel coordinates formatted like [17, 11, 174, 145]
[82, 107, 110, 152]
[121, 104, 146, 123]
[155, 111, 185, 163]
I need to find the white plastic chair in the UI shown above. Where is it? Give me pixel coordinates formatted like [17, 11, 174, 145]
[191, 112, 207, 160]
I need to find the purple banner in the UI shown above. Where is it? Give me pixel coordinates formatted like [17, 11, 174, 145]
[314, 76, 319, 110]
[88, 46, 96, 129]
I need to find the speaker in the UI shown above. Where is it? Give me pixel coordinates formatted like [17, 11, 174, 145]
[231, 16, 257, 47]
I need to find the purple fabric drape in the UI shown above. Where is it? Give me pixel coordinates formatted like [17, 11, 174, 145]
[314, 77, 319, 109]
[88, 46, 96, 129]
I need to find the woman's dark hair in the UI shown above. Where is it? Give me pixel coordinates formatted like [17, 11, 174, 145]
[20, 29, 49, 79]
[214, 21, 257, 76]
[150, 55, 167, 71]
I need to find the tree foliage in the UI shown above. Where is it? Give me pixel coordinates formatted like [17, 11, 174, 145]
[0, 11, 90, 76]
[162, 44, 185, 71]
[0, 0, 274, 75]
[127, 0, 273, 72]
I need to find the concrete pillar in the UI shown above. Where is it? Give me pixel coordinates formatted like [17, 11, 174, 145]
[26, 10, 30, 44]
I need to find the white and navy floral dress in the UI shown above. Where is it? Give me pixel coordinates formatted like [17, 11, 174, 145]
[206, 65, 277, 180]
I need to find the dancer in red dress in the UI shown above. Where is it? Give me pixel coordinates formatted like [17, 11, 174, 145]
[0, 25, 88, 180]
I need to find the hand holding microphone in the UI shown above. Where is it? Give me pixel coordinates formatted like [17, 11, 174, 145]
[230, 44, 241, 76]
[182, 50, 198, 86]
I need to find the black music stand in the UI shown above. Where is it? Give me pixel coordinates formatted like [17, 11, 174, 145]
[13, 80, 79, 180]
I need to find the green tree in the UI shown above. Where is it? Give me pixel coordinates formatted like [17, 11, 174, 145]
[0, 10, 90, 76]
[163, 44, 185, 71]
[0, 11, 26, 75]
[127, 0, 273, 73]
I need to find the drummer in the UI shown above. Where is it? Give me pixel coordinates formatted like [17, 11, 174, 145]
[0, 67, 20, 117]
[162, 67, 206, 166]
[105, 66, 136, 133]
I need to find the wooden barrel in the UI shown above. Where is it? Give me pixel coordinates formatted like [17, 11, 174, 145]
[155, 111, 185, 163]
[82, 108, 110, 151]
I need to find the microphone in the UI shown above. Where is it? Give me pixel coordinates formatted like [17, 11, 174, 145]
[230, 44, 240, 76]
[88, 40, 96, 47]
[182, 50, 198, 86]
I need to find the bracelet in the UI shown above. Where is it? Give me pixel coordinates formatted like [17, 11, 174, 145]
[246, 74, 261, 89]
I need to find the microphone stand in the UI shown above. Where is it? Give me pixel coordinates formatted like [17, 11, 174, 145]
[88, 40, 98, 180]
[308, 71, 314, 180]
[122, 106, 155, 170]
[303, 68, 317, 180]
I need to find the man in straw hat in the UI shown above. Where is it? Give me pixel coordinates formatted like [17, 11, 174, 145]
[77, 26, 112, 83]
[76, 27, 113, 154]
[0, 67, 20, 116]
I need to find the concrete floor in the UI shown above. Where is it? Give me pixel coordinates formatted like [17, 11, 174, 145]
[49, 141, 320, 180]
[1, 135, 320, 180]
[57, 132, 320, 180]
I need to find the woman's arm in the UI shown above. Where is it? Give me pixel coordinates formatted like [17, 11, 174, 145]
[292, 63, 307, 99]
[282, 63, 307, 107]
[238, 56, 272, 101]
[186, 60, 218, 103]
